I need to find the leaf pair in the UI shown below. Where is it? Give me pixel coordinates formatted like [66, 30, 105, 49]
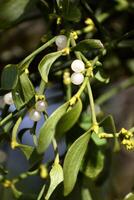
[12, 72, 35, 110]
[37, 98, 82, 154]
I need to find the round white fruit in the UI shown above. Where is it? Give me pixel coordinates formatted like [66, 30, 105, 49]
[71, 59, 85, 73]
[55, 35, 67, 49]
[29, 109, 41, 122]
[3, 92, 14, 105]
[71, 73, 84, 85]
[35, 100, 46, 112]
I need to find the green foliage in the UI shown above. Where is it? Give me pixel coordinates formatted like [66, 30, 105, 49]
[63, 130, 90, 196]
[1, 64, 18, 90]
[0, 0, 36, 28]
[56, 98, 82, 139]
[0, 0, 134, 200]
[38, 51, 62, 83]
[45, 163, 63, 200]
[37, 101, 69, 154]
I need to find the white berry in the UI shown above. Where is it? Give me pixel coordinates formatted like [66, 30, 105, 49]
[3, 92, 14, 105]
[29, 109, 41, 122]
[55, 35, 67, 49]
[71, 73, 84, 85]
[35, 100, 46, 112]
[71, 59, 85, 73]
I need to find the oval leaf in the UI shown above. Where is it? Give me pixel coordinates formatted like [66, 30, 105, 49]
[63, 130, 90, 196]
[38, 51, 62, 83]
[1, 64, 18, 90]
[56, 98, 82, 139]
[19, 72, 35, 103]
[45, 163, 63, 200]
[94, 69, 110, 83]
[19, 144, 34, 160]
[81, 144, 105, 180]
[12, 72, 35, 110]
[37, 101, 69, 154]
[0, 0, 35, 29]
[62, 0, 81, 22]
[72, 39, 104, 52]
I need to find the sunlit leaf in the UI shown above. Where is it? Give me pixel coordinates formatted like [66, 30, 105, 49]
[37, 101, 69, 154]
[81, 142, 105, 180]
[45, 163, 63, 200]
[123, 193, 134, 200]
[56, 98, 82, 139]
[19, 144, 34, 160]
[63, 130, 90, 196]
[94, 69, 110, 83]
[38, 51, 62, 83]
[72, 39, 104, 52]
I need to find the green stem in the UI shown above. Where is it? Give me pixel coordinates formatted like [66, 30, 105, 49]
[13, 169, 39, 184]
[70, 34, 81, 59]
[38, 79, 46, 95]
[52, 138, 60, 164]
[20, 36, 56, 68]
[87, 81, 97, 124]
[96, 76, 134, 105]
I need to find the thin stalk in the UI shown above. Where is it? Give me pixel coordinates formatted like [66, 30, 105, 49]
[20, 36, 56, 67]
[70, 34, 81, 59]
[87, 81, 97, 124]
[38, 79, 46, 95]
[52, 138, 59, 164]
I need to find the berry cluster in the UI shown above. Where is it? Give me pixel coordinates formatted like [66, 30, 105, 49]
[29, 100, 47, 122]
[3, 92, 46, 122]
[71, 59, 85, 85]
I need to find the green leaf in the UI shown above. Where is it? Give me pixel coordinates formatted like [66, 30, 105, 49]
[20, 72, 35, 103]
[63, 130, 90, 196]
[56, 98, 82, 139]
[45, 163, 63, 200]
[123, 193, 134, 200]
[94, 69, 110, 83]
[12, 72, 35, 110]
[81, 143, 105, 180]
[91, 132, 107, 146]
[12, 117, 22, 143]
[0, 0, 36, 29]
[37, 101, 69, 154]
[19, 144, 34, 160]
[38, 51, 62, 83]
[12, 79, 25, 110]
[72, 39, 104, 52]
[1, 64, 18, 90]
[62, 0, 81, 22]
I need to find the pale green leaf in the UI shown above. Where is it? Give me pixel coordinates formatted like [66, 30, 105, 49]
[56, 98, 82, 139]
[45, 163, 63, 200]
[37, 101, 69, 154]
[72, 39, 104, 52]
[1, 64, 18, 90]
[63, 130, 90, 196]
[38, 51, 62, 83]
[19, 144, 34, 160]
